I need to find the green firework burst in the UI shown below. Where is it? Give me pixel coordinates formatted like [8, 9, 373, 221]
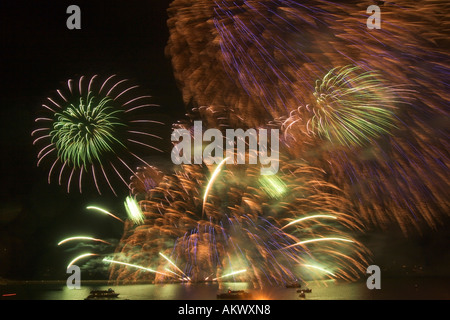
[51, 93, 126, 168]
[32, 74, 164, 195]
[309, 65, 401, 147]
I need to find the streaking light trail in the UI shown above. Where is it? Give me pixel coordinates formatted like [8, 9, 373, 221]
[125, 196, 144, 225]
[302, 264, 336, 277]
[102, 258, 176, 278]
[159, 252, 191, 280]
[202, 157, 229, 215]
[282, 215, 337, 229]
[283, 237, 354, 249]
[67, 253, 98, 269]
[164, 267, 183, 278]
[213, 269, 247, 281]
[86, 206, 125, 223]
[58, 236, 112, 246]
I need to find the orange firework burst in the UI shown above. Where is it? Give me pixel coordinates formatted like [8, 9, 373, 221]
[108, 148, 370, 287]
[165, 0, 449, 234]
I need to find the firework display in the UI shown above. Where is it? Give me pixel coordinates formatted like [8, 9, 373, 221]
[165, 0, 449, 234]
[107, 151, 370, 287]
[166, 0, 449, 123]
[57, 236, 112, 246]
[124, 196, 145, 225]
[303, 65, 403, 148]
[129, 165, 165, 197]
[32, 74, 164, 195]
[34, 0, 448, 293]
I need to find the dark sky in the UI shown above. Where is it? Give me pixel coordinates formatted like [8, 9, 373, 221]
[0, 1, 448, 281]
[0, 0, 185, 280]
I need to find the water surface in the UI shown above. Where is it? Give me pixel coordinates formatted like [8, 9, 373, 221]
[1, 277, 448, 300]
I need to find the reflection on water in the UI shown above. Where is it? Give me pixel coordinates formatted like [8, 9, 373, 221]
[1, 277, 449, 300]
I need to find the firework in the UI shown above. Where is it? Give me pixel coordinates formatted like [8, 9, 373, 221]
[67, 253, 98, 269]
[57, 0, 448, 286]
[322, 136, 450, 234]
[305, 65, 403, 147]
[159, 252, 191, 280]
[108, 153, 370, 287]
[86, 206, 125, 223]
[103, 258, 177, 279]
[167, 0, 449, 123]
[58, 236, 112, 246]
[258, 173, 287, 199]
[32, 74, 164, 195]
[202, 157, 229, 215]
[166, 1, 267, 127]
[213, 269, 247, 281]
[129, 165, 165, 197]
[59, 199, 144, 275]
[125, 196, 145, 225]
[302, 264, 335, 277]
[165, 0, 449, 234]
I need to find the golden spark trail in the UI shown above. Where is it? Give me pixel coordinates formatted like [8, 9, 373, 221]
[159, 252, 191, 280]
[202, 157, 229, 215]
[164, 267, 183, 278]
[281, 215, 337, 229]
[302, 264, 336, 277]
[213, 269, 247, 281]
[283, 237, 354, 249]
[58, 236, 112, 246]
[67, 253, 98, 269]
[86, 206, 125, 223]
[125, 196, 144, 225]
[102, 258, 176, 278]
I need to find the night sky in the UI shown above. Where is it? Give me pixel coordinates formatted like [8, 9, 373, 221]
[0, 1, 448, 282]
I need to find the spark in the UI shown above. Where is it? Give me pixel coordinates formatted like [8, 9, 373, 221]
[302, 264, 336, 277]
[202, 157, 229, 214]
[283, 237, 354, 249]
[110, 156, 369, 284]
[159, 252, 191, 280]
[308, 65, 401, 147]
[124, 196, 144, 225]
[164, 267, 183, 278]
[204, 273, 215, 281]
[259, 174, 287, 199]
[213, 269, 247, 281]
[282, 215, 338, 229]
[102, 258, 176, 278]
[58, 236, 112, 246]
[67, 253, 98, 269]
[86, 206, 125, 223]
